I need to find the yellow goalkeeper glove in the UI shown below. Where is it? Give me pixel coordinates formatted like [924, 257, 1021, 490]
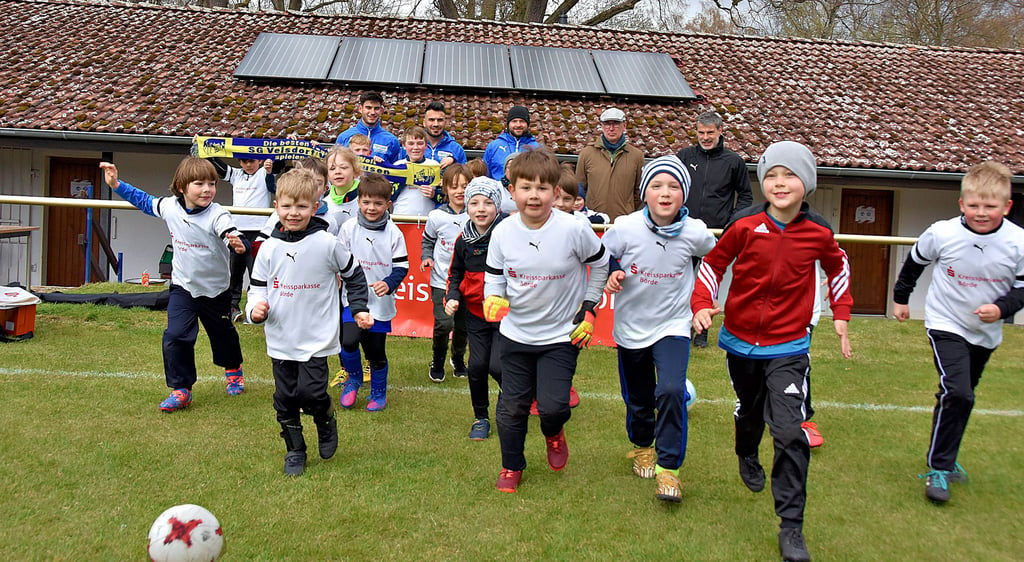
[570, 301, 599, 348]
[483, 295, 510, 322]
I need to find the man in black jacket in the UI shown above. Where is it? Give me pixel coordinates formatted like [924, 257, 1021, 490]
[677, 111, 753, 347]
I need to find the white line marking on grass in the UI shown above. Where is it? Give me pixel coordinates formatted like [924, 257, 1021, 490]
[3, 368, 1022, 417]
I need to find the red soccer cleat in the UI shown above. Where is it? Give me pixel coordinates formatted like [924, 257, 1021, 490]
[569, 386, 580, 408]
[546, 429, 569, 471]
[496, 468, 522, 493]
[801, 421, 824, 448]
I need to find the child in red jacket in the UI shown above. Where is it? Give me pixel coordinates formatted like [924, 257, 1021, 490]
[444, 177, 507, 440]
[692, 141, 853, 562]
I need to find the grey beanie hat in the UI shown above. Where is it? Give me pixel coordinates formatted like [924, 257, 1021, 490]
[639, 155, 691, 203]
[465, 176, 504, 207]
[756, 141, 817, 198]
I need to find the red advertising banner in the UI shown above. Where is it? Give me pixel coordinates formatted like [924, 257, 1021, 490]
[390, 222, 617, 347]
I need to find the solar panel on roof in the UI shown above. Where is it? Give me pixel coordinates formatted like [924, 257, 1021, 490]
[234, 33, 341, 81]
[509, 46, 604, 94]
[328, 38, 424, 85]
[591, 50, 696, 100]
[422, 42, 513, 90]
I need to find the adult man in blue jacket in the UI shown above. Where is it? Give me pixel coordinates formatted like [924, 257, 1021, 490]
[483, 105, 538, 180]
[335, 91, 402, 164]
[422, 101, 467, 169]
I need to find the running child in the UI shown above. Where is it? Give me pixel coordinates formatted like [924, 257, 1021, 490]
[892, 160, 1024, 504]
[444, 176, 508, 440]
[208, 155, 276, 322]
[691, 141, 852, 562]
[484, 147, 609, 493]
[246, 169, 374, 476]
[336, 173, 410, 411]
[100, 159, 248, 411]
[602, 155, 716, 503]
[422, 164, 471, 383]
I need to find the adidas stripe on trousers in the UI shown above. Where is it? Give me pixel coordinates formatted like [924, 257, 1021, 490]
[727, 353, 811, 528]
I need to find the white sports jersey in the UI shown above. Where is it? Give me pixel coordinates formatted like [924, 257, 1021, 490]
[225, 166, 273, 231]
[325, 197, 359, 230]
[338, 218, 408, 321]
[153, 197, 238, 298]
[911, 217, 1024, 348]
[423, 208, 468, 289]
[391, 158, 439, 218]
[486, 210, 608, 346]
[248, 227, 361, 362]
[602, 210, 716, 348]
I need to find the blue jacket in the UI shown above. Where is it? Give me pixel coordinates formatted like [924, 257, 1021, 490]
[427, 131, 467, 165]
[397, 130, 468, 165]
[483, 131, 538, 180]
[335, 121, 402, 164]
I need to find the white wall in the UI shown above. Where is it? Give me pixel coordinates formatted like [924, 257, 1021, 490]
[0, 148, 35, 285]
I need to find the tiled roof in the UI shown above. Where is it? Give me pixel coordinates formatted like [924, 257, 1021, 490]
[1, 0, 1022, 173]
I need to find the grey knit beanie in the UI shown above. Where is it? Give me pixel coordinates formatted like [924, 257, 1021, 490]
[756, 141, 817, 198]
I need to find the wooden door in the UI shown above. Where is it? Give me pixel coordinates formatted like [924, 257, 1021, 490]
[47, 158, 101, 286]
[839, 189, 893, 314]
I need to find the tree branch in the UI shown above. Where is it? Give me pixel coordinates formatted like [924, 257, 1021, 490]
[544, 0, 582, 23]
[581, 0, 642, 26]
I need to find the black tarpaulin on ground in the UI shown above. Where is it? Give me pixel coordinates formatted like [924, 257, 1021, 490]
[35, 290, 169, 310]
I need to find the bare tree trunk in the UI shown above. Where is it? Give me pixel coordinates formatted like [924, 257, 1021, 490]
[436, 0, 461, 18]
[481, 0, 496, 19]
[526, 0, 547, 22]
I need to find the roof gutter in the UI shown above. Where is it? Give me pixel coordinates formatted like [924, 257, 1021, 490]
[1, 128, 1020, 184]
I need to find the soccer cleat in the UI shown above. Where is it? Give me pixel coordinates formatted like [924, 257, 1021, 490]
[315, 415, 338, 460]
[947, 463, 969, 484]
[529, 400, 539, 416]
[738, 454, 766, 492]
[920, 469, 951, 503]
[801, 421, 823, 448]
[655, 469, 683, 503]
[159, 388, 192, 412]
[627, 446, 656, 479]
[778, 527, 811, 562]
[546, 429, 569, 471]
[469, 418, 491, 440]
[329, 369, 347, 388]
[230, 307, 243, 323]
[692, 331, 709, 348]
[451, 357, 468, 378]
[428, 361, 445, 383]
[340, 378, 360, 409]
[225, 370, 245, 396]
[496, 468, 523, 493]
[569, 386, 581, 408]
[366, 392, 387, 411]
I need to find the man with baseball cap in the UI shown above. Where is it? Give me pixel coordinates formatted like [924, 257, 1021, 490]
[575, 107, 645, 221]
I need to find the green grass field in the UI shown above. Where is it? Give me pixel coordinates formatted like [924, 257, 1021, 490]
[2, 294, 1023, 560]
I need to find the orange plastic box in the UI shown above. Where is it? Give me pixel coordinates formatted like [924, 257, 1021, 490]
[1, 303, 36, 341]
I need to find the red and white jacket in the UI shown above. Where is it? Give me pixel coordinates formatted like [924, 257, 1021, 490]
[691, 203, 853, 347]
